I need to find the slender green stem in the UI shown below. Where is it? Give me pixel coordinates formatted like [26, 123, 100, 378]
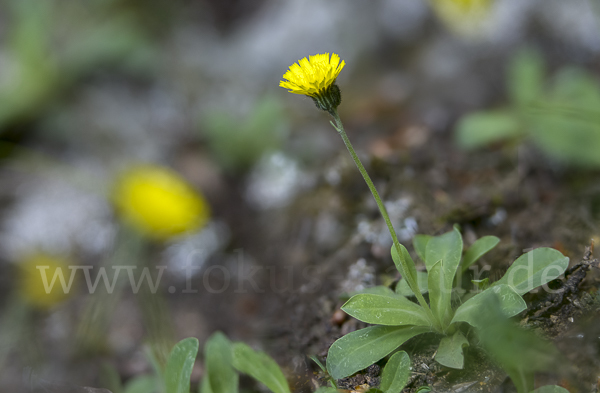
[329, 109, 434, 319]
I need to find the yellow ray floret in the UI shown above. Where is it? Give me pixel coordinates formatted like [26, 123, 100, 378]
[280, 53, 345, 97]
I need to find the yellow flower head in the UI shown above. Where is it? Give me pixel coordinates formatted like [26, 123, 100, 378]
[18, 254, 72, 309]
[113, 165, 210, 240]
[280, 53, 345, 97]
[280, 53, 345, 112]
[444, 0, 487, 12]
[431, 0, 492, 37]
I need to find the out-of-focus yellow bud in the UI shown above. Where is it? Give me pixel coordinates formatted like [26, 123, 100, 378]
[430, 0, 492, 37]
[18, 254, 72, 309]
[113, 165, 210, 240]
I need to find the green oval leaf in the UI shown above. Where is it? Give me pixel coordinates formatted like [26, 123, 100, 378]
[428, 260, 452, 328]
[396, 272, 428, 297]
[451, 284, 526, 330]
[165, 337, 199, 393]
[342, 294, 431, 327]
[313, 388, 339, 393]
[200, 377, 213, 393]
[495, 248, 569, 295]
[425, 227, 463, 291]
[455, 111, 522, 150]
[531, 386, 570, 393]
[434, 331, 469, 369]
[476, 302, 560, 393]
[124, 376, 158, 393]
[461, 236, 500, 274]
[326, 325, 430, 380]
[391, 244, 420, 298]
[527, 66, 600, 167]
[204, 332, 238, 393]
[413, 235, 432, 262]
[232, 342, 290, 393]
[508, 49, 545, 107]
[380, 351, 411, 393]
[530, 112, 600, 167]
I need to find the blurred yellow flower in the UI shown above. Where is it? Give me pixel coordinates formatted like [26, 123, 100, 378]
[430, 0, 492, 37]
[113, 165, 210, 239]
[280, 53, 345, 98]
[18, 254, 72, 309]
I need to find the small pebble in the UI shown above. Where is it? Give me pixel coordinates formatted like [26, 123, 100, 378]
[331, 309, 348, 326]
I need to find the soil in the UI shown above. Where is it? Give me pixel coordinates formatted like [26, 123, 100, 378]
[250, 131, 600, 393]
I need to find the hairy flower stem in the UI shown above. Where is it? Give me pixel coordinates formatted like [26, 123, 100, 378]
[330, 109, 435, 319]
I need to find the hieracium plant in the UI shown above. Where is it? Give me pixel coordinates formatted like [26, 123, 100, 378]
[280, 53, 570, 390]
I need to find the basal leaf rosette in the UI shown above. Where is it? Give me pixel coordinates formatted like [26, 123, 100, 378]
[326, 227, 570, 379]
